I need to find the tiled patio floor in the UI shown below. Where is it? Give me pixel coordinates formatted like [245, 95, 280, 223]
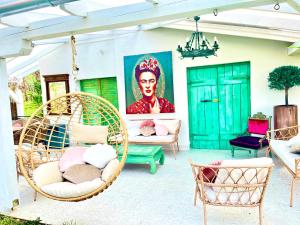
[7, 149, 300, 225]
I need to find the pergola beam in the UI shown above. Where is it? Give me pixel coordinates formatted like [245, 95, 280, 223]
[286, 0, 300, 13]
[165, 20, 300, 42]
[59, 1, 88, 17]
[0, 0, 285, 57]
[288, 40, 300, 55]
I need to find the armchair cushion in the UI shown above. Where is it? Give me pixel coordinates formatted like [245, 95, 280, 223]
[229, 136, 268, 150]
[72, 123, 108, 144]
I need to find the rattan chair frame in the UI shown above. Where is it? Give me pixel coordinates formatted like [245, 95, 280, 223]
[190, 161, 273, 225]
[18, 92, 128, 202]
[266, 125, 300, 207]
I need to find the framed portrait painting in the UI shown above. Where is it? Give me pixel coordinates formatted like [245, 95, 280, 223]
[124, 51, 175, 114]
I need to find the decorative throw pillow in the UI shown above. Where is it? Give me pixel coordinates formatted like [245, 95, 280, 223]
[63, 164, 102, 184]
[72, 123, 108, 144]
[286, 133, 300, 147]
[140, 126, 156, 137]
[83, 144, 117, 169]
[59, 147, 87, 172]
[153, 119, 179, 134]
[102, 159, 120, 182]
[198, 160, 222, 183]
[290, 143, 300, 154]
[155, 124, 168, 136]
[33, 161, 63, 188]
[140, 120, 155, 129]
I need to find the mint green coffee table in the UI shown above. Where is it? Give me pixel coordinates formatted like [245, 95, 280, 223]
[118, 145, 165, 174]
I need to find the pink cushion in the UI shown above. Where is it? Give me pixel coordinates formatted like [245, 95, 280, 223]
[248, 119, 269, 135]
[59, 147, 87, 172]
[140, 120, 155, 129]
[155, 124, 168, 136]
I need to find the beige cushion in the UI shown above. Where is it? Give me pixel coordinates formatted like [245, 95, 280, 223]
[270, 139, 300, 173]
[72, 123, 108, 144]
[154, 119, 179, 134]
[129, 135, 175, 143]
[214, 157, 273, 193]
[140, 126, 155, 136]
[290, 143, 300, 154]
[286, 133, 300, 147]
[63, 164, 102, 184]
[33, 161, 63, 188]
[41, 178, 104, 198]
[102, 159, 120, 182]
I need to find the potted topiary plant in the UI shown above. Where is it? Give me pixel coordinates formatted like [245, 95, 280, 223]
[268, 65, 300, 129]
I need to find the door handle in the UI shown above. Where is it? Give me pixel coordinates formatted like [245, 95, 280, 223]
[200, 99, 212, 103]
[212, 98, 220, 103]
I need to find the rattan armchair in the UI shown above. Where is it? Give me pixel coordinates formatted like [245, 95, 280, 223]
[190, 158, 273, 225]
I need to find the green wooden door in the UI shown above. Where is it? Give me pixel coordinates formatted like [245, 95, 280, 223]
[80, 77, 119, 124]
[187, 62, 250, 150]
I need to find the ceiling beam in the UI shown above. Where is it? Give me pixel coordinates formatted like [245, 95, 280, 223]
[286, 0, 300, 13]
[165, 20, 300, 42]
[0, 0, 286, 57]
[59, 1, 88, 17]
[0, 14, 29, 27]
[0, 38, 32, 58]
[288, 41, 300, 55]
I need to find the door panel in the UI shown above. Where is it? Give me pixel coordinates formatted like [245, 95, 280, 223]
[188, 62, 250, 150]
[188, 67, 219, 149]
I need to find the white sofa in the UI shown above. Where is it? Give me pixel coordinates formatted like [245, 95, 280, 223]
[126, 119, 181, 159]
[267, 125, 300, 207]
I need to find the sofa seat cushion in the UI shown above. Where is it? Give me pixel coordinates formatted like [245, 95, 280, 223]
[230, 136, 268, 149]
[270, 140, 300, 173]
[41, 178, 104, 198]
[128, 134, 175, 143]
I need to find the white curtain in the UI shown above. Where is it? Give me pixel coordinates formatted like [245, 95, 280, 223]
[0, 59, 19, 212]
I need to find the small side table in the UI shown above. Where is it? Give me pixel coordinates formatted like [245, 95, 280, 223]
[118, 145, 165, 174]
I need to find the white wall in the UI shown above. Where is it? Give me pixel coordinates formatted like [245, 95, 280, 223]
[39, 28, 300, 149]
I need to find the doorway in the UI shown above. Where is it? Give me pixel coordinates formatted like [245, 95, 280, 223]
[187, 61, 250, 150]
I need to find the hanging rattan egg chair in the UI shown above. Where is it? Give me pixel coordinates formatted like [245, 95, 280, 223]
[18, 92, 128, 202]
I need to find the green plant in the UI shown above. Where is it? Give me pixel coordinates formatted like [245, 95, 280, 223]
[268, 65, 300, 105]
[61, 220, 77, 225]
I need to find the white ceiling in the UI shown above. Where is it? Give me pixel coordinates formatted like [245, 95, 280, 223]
[2, 0, 300, 78]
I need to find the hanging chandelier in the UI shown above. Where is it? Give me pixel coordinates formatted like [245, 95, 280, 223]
[177, 16, 219, 59]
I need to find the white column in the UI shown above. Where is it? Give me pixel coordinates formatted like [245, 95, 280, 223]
[0, 59, 19, 212]
[15, 88, 24, 117]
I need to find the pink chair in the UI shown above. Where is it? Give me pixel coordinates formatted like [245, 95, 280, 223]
[229, 115, 271, 157]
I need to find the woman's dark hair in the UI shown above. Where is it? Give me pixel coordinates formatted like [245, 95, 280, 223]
[135, 58, 161, 82]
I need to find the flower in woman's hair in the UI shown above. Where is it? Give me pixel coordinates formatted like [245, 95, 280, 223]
[139, 58, 158, 72]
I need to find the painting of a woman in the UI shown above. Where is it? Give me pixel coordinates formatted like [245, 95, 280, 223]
[124, 52, 175, 114]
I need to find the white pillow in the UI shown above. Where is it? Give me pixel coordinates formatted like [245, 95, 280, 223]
[72, 123, 108, 144]
[286, 133, 300, 147]
[83, 144, 117, 169]
[33, 161, 63, 188]
[102, 159, 120, 182]
[127, 127, 140, 137]
[41, 178, 104, 198]
[154, 119, 180, 134]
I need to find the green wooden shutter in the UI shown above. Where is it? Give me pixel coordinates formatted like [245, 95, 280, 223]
[99, 77, 119, 109]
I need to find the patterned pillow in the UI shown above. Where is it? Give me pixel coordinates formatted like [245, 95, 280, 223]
[140, 120, 155, 129]
[63, 164, 102, 184]
[140, 126, 156, 136]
